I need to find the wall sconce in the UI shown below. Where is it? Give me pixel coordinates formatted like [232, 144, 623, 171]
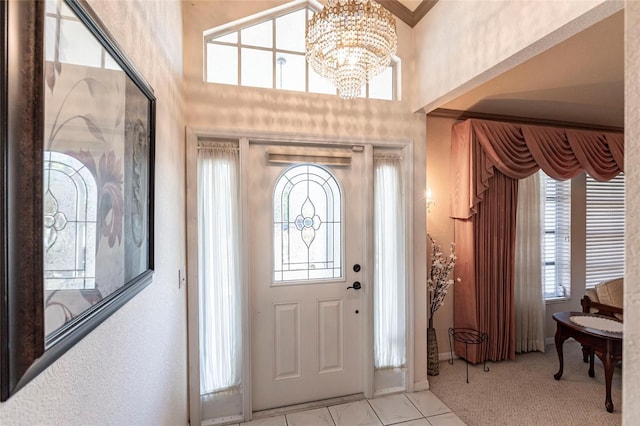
[426, 188, 435, 213]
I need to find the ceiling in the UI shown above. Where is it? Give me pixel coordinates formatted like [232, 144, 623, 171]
[397, 0, 423, 11]
[437, 10, 624, 129]
[379, 0, 436, 27]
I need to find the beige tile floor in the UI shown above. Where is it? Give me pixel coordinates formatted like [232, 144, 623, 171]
[234, 391, 465, 426]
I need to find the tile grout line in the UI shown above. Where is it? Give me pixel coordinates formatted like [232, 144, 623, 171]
[407, 391, 454, 420]
[245, 392, 458, 426]
[365, 398, 386, 426]
[380, 394, 427, 426]
[326, 404, 338, 426]
[400, 392, 428, 422]
[367, 394, 432, 426]
[288, 406, 337, 426]
[403, 392, 430, 420]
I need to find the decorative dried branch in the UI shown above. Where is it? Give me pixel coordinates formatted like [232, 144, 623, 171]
[427, 234, 459, 321]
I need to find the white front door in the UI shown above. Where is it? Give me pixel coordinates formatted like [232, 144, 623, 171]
[248, 143, 368, 411]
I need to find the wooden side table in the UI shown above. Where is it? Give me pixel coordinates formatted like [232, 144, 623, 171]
[448, 328, 490, 383]
[552, 311, 622, 413]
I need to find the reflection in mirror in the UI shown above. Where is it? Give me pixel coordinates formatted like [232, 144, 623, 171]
[43, 0, 150, 341]
[1, 0, 154, 401]
[44, 151, 99, 336]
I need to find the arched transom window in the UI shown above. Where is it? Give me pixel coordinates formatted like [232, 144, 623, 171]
[273, 164, 342, 282]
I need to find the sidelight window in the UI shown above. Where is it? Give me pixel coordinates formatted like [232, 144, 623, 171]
[198, 142, 242, 394]
[373, 154, 406, 369]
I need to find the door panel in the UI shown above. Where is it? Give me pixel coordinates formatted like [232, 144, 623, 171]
[318, 298, 343, 374]
[249, 143, 366, 411]
[273, 302, 301, 380]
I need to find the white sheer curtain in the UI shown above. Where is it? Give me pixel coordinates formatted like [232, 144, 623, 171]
[514, 172, 546, 353]
[373, 155, 406, 368]
[198, 142, 242, 394]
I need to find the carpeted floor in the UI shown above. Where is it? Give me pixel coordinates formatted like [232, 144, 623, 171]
[427, 340, 622, 426]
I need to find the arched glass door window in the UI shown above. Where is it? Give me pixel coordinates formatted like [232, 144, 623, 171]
[43, 150, 98, 290]
[273, 164, 342, 282]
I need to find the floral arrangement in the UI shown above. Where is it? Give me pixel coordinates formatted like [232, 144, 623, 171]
[427, 234, 459, 327]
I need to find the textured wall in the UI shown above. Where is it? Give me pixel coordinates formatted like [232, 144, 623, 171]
[425, 116, 456, 358]
[413, 0, 623, 112]
[183, 0, 428, 388]
[624, 1, 640, 423]
[0, 1, 187, 424]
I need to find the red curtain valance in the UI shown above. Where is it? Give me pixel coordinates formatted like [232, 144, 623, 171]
[450, 119, 624, 219]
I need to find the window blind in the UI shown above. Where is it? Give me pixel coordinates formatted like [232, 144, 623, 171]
[585, 173, 625, 287]
[543, 174, 571, 299]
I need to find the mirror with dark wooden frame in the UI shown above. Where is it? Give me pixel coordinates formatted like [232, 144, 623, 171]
[1, 0, 155, 401]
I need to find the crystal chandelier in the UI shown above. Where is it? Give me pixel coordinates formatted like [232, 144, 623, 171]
[305, 0, 397, 99]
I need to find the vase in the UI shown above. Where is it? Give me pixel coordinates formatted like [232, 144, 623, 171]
[427, 327, 439, 376]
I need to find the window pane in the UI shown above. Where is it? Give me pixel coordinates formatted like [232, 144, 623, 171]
[241, 48, 272, 88]
[586, 173, 624, 287]
[276, 9, 306, 52]
[45, 16, 57, 62]
[60, 1, 75, 18]
[207, 43, 238, 85]
[46, 0, 57, 14]
[104, 53, 121, 71]
[241, 20, 273, 48]
[46, 0, 75, 18]
[309, 67, 336, 95]
[214, 32, 238, 44]
[276, 52, 306, 92]
[58, 19, 102, 67]
[369, 66, 393, 100]
[542, 173, 571, 299]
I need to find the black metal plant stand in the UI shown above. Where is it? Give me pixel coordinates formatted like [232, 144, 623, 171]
[448, 327, 490, 383]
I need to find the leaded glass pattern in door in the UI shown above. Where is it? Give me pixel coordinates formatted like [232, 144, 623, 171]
[273, 164, 342, 282]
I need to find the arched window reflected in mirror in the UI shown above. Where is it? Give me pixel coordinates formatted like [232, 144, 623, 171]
[43, 151, 100, 336]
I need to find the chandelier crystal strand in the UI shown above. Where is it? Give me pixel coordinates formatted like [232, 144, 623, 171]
[306, 0, 397, 99]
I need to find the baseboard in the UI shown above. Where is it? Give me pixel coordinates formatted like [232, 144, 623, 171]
[201, 415, 244, 426]
[413, 379, 430, 391]
[373, 387, 406, 398]
[439, 351, 455, 362]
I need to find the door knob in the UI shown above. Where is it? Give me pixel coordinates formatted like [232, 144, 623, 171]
[347, 281, 362, 290]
